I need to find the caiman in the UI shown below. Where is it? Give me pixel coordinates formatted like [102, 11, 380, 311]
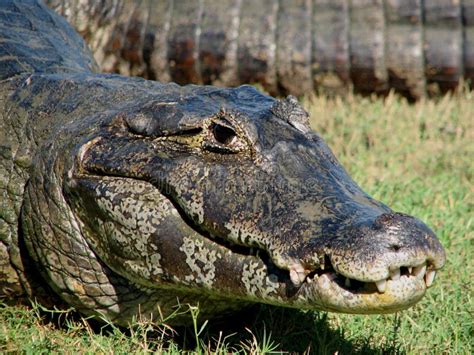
[0, 0, 445, 326]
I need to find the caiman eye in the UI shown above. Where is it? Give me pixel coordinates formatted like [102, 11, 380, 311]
[212, 123, 237, 145]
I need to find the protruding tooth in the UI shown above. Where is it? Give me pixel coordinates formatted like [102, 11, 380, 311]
[290, 269, 302, 286]
[413, 264, 427, 279]
[425, 270, 436, 287]
[320, 262, 325, 271]
[408, 267, 413, 274]
[288, 261, 308, 287]
[390, 268, 400, 281]
[375, 279, 387, 293]
[345, 278, 351, 288]
[289, 269, 308, 286]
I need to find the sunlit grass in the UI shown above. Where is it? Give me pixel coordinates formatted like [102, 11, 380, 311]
[304, 90, 473, 354]
[1, 90, 472, 353]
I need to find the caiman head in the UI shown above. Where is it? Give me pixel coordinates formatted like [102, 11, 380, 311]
[26, 80, 445, 321]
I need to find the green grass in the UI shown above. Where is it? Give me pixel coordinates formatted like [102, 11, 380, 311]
[1, 91, 472, 353]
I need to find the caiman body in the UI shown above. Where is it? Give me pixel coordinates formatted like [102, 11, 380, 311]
[47, 0, 474, 99]
[0, 0, 445, 326]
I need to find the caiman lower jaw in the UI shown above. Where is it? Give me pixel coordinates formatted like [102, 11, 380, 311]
[296, 263, 437, 313]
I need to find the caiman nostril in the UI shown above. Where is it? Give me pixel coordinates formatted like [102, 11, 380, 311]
[389, 244, 401, 252]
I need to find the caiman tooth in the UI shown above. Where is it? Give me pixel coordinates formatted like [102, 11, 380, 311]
[425, 270, 436, 287]
[375, 279, 387, 293]
[288, 261, 308, 287]
[290, 269, 302, 286]
[408, 267, 413, 274]
[413, 264, 427, 279]
[290, 269, 308, 286]
[390, 268, 400, 281]
[344, 278, 351, 288]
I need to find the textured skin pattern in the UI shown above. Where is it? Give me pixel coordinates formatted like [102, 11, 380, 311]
[0, 0, 445, 326]
[0, 0, 96, 302]
[47, 0, 474, 99]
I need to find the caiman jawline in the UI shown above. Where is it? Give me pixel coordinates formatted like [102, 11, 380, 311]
[301, 261, 436, 294]
[209, 227, 437, 297]
[177, 202, 439, 298]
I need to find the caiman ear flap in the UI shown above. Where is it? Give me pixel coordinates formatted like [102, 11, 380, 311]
[270, 95, 311, 133]
[124, 99, 203, 137]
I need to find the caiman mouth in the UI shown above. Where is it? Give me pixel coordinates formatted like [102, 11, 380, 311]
[285, 250, 442, 313]
[285, 251, 437, 293]
[302, 255, 436, 294]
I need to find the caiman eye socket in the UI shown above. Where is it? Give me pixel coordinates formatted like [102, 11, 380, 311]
[212, 124, 237, 145]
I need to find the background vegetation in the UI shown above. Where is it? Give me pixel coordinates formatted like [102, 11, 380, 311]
[1, 90, 472, 353]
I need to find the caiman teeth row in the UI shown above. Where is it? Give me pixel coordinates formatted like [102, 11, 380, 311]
[304, 263, 437, 293]
[376, 263, 436, 293]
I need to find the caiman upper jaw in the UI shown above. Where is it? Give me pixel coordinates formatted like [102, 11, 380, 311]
[300, 257, 439, 293]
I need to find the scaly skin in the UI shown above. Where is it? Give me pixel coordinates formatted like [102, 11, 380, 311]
[46, 0, 474, 99]
[0, 0, 445, 326]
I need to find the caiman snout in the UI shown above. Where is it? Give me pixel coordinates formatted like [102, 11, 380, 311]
[287, 211, 446, 313]
[329, 212, 444, 281]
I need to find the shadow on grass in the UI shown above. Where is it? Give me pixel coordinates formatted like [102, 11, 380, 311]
[176, 304, 404, 354]
[26, 302, 403, 354]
